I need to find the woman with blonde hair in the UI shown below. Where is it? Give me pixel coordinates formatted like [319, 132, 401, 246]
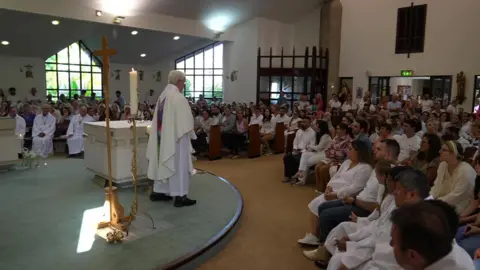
[430, 140, 476, 214]
[120, 105, 132, 120]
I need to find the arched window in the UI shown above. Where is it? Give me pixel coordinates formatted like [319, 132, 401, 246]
[175, 42, 223, 101]
[45, 41, 103, 101]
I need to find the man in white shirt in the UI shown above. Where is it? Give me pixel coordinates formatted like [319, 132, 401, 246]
[421, 94, 434, 112]
[249, 107, 264, 126]
[320, 169, 430, 270]
[389, 200, 475, 270]
[297, 94, 310, 110]
[329, 94, 342, 109]
[300, 139, 400, 249]
[67, 105, 95, 157]
[9, 107, 26, 154]
[25, 87, 42, 105]
[283, 119, 316, 181]
[211, 106, 223, 126]
[394, 119, 421, 162]
[275, 107, 290, 125]
[446, 98, 458, 115]
[387, 94, 402, 115]
[293, 119, 316, 151]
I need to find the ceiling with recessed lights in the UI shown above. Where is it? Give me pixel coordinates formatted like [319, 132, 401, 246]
[149, 0, 321, 24]
[0, 8, 212, 65]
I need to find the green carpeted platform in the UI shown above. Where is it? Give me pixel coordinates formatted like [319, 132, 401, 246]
[0, 159, 242, 270]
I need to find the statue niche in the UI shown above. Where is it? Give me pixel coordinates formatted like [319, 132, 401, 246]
[456, 71, 466, 104]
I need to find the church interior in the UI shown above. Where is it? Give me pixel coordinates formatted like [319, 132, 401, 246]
[2, 0, 480, 269]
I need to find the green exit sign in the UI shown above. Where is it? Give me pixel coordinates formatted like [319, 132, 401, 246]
[401, 70, 414, 77]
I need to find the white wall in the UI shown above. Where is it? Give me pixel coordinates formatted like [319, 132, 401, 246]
[223, 18, 260, 103]
[0, 56, 46, 101]
[222, 15, 320, 103]
[340, 0, 480, 110]
[293, 9, 321, 51]
[108, 63, 159, 104]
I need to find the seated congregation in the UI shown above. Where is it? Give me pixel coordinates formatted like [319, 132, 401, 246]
[279, 93, 480, 269]
[1, 87, 154, 159]
[6, 83, 480, 269]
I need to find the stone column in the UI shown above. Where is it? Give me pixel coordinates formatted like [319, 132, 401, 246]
[320, 0, 343, 99]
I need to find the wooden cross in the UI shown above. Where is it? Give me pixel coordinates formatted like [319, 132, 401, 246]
[94, 37, 117, 83]
[93, 37, 129, 231]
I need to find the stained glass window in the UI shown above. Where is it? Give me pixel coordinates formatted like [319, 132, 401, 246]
[175, 42, 223, 102]
[45, 41, 102, 101]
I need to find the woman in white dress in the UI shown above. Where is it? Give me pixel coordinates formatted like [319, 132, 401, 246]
[260, 109, 276, 155]
[292, 120, 332, 185]
[298, 140, 373, 246]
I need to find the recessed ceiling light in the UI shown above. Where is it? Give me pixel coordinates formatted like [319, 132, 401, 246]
[173, 36, 180, 40]
[140, 53, 146, 57]
[51, 20, 60, 25]
[1, 41, 9, 46]
[96, 10, 102, 17]
[131, 30, 138, 35]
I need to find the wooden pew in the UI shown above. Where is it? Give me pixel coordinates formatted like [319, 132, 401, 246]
[285, 131, 297, 153]
[208, 125, 222, 160]
[248, 124, 261, 158]
[274, 122, 285, 154]
[464, 146, 477, 164]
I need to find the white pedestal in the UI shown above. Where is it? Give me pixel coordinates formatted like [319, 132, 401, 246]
[0, 117, 19, 166]
[84, 120, 151, 186]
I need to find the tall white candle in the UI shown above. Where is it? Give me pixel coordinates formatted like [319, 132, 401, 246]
[129, 68, 138, 116]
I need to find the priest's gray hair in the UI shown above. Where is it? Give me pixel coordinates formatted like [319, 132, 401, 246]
[168, 70, 186, 85]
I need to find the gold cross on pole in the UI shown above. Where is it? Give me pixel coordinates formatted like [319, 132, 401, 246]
[93, 37, 128, 231]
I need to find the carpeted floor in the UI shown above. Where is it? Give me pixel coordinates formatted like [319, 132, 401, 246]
[0, 159, 241, 270]
[195, 155, 318, 270]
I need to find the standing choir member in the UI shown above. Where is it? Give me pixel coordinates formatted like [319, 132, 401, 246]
[32, 104, 56, 158]
[147, 70, 197, 207]
[66, 105, 94, 157]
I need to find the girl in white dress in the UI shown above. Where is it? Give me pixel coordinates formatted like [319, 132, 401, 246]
[292, 120, 332, 185]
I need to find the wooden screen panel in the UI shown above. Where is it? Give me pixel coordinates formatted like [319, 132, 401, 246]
[248, 124, 261, 158]
[208, 125, 222, 160]
[274, 122, 285, 154]
[285, 132, 296, 153]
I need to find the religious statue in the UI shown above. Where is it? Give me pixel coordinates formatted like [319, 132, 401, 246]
[227, 70, 238, 82]
[456, 71, 466, 104]
[24, 65, 34, 78]
[114, 69, 121, 80]
[139, 70, 144, 81]
[356, 87, 363, 99]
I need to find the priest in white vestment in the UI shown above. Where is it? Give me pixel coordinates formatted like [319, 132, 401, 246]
[10, 107, 26, 153]
[32, 104, 56, 158]
[146, 70, 197, 208]
[67, 105, 94, 157]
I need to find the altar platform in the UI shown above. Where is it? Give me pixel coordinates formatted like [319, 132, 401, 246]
[0, 158, 243, 270]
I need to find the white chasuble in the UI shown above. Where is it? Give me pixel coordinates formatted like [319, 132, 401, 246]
[67, 114, 94, 154]
[147, 84, 196, 196]
[32, 113, 56, 158]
